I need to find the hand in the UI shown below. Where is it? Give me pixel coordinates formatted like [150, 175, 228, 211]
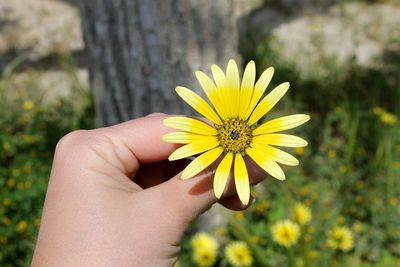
[31, 113, 265, 267]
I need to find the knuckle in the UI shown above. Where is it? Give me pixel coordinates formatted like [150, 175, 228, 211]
[55, 130, 89, 155]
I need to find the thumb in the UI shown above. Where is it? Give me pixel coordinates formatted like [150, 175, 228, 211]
[151, 164, 218, 225]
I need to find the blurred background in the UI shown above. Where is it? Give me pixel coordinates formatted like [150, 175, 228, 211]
[0, 0, 399, 266]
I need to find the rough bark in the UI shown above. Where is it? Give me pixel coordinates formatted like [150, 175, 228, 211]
[77, 0, 238, 126]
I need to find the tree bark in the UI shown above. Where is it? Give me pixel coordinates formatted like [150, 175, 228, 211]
[77, 0, 238, 126]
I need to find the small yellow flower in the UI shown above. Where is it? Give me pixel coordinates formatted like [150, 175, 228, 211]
[293, 203, 312, 225]
[2, 217, 11, 225]
[23, 164, 32, 173]
[7, 179, 15, 188]
[355, 195, 363, 204]
[328, 149, 336, 158]
[352, 221, 363, 233]
[235, 211, 244, 221]
[225, 241, 253, 267]
[272, 219, 300, 247]
[307, 250, 318, 260]
[215, 227, 226, 237]
[304, 234, 312, 242]
[193, 248, 218, 267]
[299, 186, 310, 196]
[380, 112, 397, 125]
[389, 197, 398, 206]
[191, 232, 219, 251]
[23, 100, 34, 110]
[11, 169, 20, 177]
[2, 198, 11, 206]
[2, 143, 10, 151]
[17, 220, 28, 232]
[295, 147, 304, 156]
[191, 232, 219, 267]
[163, 59, 309, 205]
[326, 226, 354, 252]
[25, 181, 32, 189]
[372, 106, 385, 116]
[336, 216, 345, 224]
[252, 199, 270, 214]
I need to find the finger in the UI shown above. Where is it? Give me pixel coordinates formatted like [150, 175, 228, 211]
[101, 114, 177, 174]
[152, 157, 265, 224]
[218, 194, 254, 211]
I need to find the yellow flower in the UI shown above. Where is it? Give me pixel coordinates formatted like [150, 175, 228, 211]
[225, 241, 253, 267]
[389, 197, 398, 206]
[380, 112, 397, 125]
[2, 217, 11, 225]
[17, 220, 28, 232]
[2, 198, 11, 206]
[7, 179, 15, 188]
[372, 106, 385, 116]
[326, 226, 354, 252]
[191, 232, 219, 267]
[23, 100, 34, 110]
[191, 232, 219, 250]
[328, 149, 336, 158]
[293, 203, 312, 225]
[294, 147, 304, 156]
[2, 143, 10, 151]
[193, 248, 218, 267]
[307, 250, 318, 260]
[235, 211, 244, 221]
[272, 219, 300, 247]
[336, 216, 345, 224]
[25, 181, 32, 189]
[163, 60, 309, 205]
[215, 227, 226, 237]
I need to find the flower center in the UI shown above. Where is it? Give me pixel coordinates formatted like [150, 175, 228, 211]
[216, 118, 253, 154]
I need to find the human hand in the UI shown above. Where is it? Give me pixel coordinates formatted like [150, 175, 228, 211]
[31, 113, 265, 267]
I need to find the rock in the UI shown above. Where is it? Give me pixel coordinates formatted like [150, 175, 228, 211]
[0, 0, 83, 60]
[267, 3, 400, 80]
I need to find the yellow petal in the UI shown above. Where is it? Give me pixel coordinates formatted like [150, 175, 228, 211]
[211, 64, 226, 89]
[226, 59, 240, 117]
[181, 147, 223, 180]
[175, 87, 222, 124]
[195, 71, 226, 119]
[168, 140, 219, 161]
[243, 67, 274, 119]
[252, 134, 308, 147]
[162, 132, 218, 144]
[251, 143, 299, 166]
[246, 146, 285, 180]
[213, 153, 233, 199]
[211, 64, 232, 118]
[163, 116, 217, 135]
[253, 114, 310, 135]
[234, 154, 250, 205]
[239, 61, 256, 119]
[247, 82, 289, 125]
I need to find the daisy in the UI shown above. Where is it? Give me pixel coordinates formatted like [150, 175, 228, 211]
[163, 59, 309, 205]
[224, 241, 253, 267]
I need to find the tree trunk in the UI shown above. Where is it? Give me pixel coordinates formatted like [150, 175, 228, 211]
[77, 0, 238, 126]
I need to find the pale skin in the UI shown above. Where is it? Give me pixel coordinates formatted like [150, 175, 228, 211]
[31, 113, 265, 267]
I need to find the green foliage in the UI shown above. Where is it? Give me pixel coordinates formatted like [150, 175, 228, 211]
[0, 55, 93, 266]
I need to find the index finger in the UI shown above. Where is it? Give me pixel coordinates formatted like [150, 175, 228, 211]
[105, 114, 177, 169]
